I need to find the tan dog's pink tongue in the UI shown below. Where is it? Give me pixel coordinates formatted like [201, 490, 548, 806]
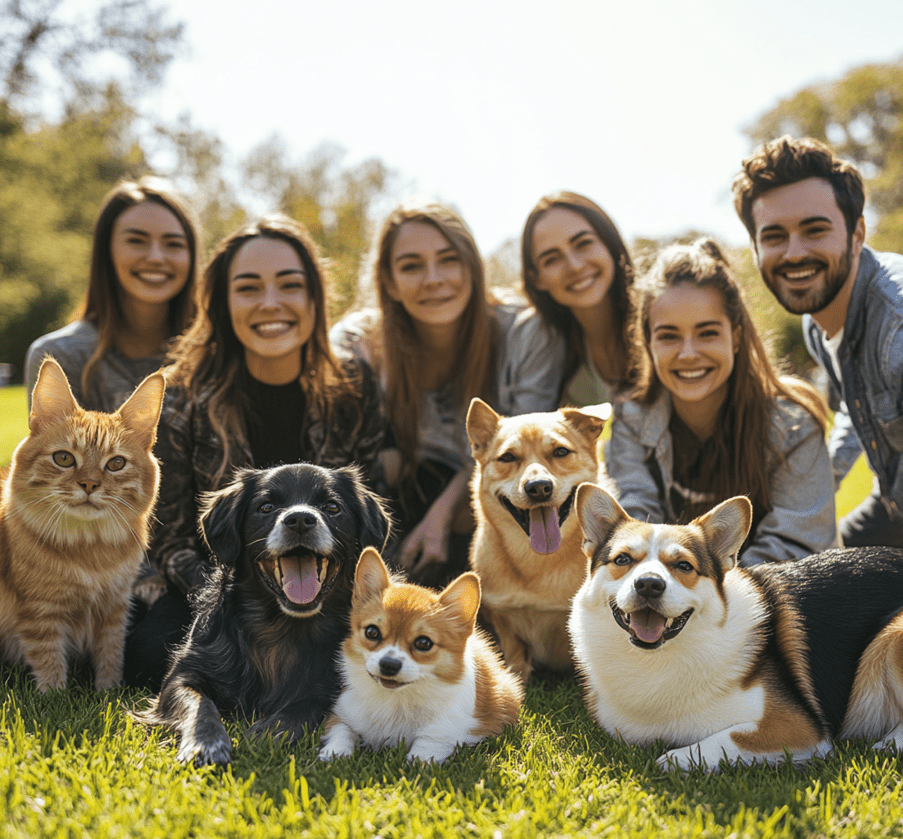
[529, 506, 561, 554]
[630, 608, 667, 644]
[280, 556, 321, 604]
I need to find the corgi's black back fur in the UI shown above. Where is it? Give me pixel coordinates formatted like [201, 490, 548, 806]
[749, 547, 903, 735]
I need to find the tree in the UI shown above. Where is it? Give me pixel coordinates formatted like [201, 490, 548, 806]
[746, 58, 903, 253]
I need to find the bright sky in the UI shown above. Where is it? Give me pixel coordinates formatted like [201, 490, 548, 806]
[134, 0, 903, 255]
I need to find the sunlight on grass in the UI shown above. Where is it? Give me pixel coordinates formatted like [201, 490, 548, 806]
[0, 386, 28, 468]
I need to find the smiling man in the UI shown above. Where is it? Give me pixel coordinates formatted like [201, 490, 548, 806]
[733, 135, 903, 548]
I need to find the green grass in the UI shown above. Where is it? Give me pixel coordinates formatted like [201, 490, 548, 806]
[0, 383, 895, 836]
[2, 668, 903, 838]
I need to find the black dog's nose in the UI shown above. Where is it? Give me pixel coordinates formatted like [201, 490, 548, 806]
[283, 511, 319, 534]
[634, 574, 666, 599]
[379, 656, 402, 677]
[524, 479, 553, 502]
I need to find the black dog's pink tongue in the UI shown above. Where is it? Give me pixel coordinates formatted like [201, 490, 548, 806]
[629, 608, 667, 644]
[280, 556, 322, 604]
[529, 506, 561, 554]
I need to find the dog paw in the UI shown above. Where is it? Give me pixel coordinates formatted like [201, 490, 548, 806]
[874, 725, 903, 753]
[318, 743, 353, 761]
[177, 734, 232, 766]
[656, 745, 712, 773]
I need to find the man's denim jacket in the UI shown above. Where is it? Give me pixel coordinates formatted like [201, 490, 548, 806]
[804, 246, 903, 520]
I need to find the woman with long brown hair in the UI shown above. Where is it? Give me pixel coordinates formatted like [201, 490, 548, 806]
[521, 190, 634, 406]
[25, 175, 200, 410]
[331, 199, 563, 584]
[608, 238, 837, 565]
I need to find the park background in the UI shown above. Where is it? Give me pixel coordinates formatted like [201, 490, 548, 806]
[0, 1, 901, 835]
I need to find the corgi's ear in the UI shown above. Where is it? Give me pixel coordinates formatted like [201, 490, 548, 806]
[693, 496, 752, 571]
[577, 482, 629, 557]
[30, 357, 79, 433]
[353, 547, 391, 604]
[439, 571, 481, 627]
[466, 398, 501, 454]
[562, 402, 611, 443]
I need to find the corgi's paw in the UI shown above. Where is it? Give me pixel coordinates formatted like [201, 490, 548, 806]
[318, 723, 358, 761]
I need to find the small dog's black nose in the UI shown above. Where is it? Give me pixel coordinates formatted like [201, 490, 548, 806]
[524, 479, 553, 502]
[379, 656, 402, 677]
[634, 574, 665, 599]
[282, 511, 319, 534]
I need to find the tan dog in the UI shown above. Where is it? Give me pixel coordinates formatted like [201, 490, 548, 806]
[466, 398, 613, 683]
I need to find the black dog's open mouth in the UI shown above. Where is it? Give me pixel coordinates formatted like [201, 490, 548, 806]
[499, 487, 577, 555]
[257, 550, 339, 614]
[611, 602, 693, 650]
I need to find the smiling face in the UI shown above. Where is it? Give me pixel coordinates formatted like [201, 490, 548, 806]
[386, 220, 472, 329]
[530, 206, 616, 312]
[647, 285, 740, 424]
[227, 236, 316, 384]
[110, 201, 191, 311]
[751, 178, 864, 324]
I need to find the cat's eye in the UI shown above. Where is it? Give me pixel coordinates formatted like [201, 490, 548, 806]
[106, 456, 126, 472]
[364, 625, 381, 642]
[413, 636, 433, 652]
[52, 451, 75, 468]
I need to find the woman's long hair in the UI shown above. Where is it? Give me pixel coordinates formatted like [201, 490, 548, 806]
[166, 213, 350, 483]
[521, 191, 634, 394]
[372, 200, 499, 483]
[631, 238, 828, 512]
[78, 175, 200, 395]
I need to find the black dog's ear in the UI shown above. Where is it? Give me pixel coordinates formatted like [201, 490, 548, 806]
[198, 468, 256, 567]
[338, 465, 392, 551]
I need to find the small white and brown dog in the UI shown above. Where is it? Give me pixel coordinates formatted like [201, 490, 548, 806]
[465, 398, 613, 683]
[318, 547, 523, 764]
[569, 483, 903, 772]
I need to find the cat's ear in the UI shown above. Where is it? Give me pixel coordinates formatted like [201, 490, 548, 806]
[117, 373, 166, 450]
[30, 358, 79, 434]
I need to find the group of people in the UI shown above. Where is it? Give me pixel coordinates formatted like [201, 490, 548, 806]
[23, 135, 903, 687]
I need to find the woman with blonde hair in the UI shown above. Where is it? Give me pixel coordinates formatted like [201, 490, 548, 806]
[521, 190, 635, 406]
[331, 199, 563, 584]
[127, 213, 384, 687]
[608, 238, 837, 565]
[25, 175, 200, 410]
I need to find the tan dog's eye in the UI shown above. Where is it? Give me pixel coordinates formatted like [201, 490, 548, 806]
[497, 452, 516, 463]
[413, 636, 433, 651]
[613, 553, 633, 566]
[364, 625, 381, 641]
[53, 451, 75, 468]
[553, 447, 571, 458]
[675, 561, 695, 573]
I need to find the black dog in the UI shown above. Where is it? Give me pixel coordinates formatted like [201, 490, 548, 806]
[138, 463, 391, 765]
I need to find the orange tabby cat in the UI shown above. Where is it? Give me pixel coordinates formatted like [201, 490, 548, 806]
[0, 358, 164, 692]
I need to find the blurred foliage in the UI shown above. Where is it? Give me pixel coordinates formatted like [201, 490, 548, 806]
[746, 57, 903, 253]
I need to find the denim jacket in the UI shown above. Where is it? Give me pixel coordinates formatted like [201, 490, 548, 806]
[803, 246, 903, 520]
[608, 390, 838, 565]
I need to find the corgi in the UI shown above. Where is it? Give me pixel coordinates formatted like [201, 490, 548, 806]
[465, 398, 614, 683]
[318, 547, 523, 764]
[569, 483, 903, 772]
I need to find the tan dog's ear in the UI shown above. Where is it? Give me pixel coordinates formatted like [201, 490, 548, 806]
[353, 547, 391, 605]
[577, 482, 629, 557]
[562, 402, 611, 443]
[693, 496, 752, 572]
[440, 571, 481, 628]
[466, 398, 501, 454]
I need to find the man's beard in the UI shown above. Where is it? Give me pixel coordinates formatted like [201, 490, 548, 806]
[763, 238, 854, 316]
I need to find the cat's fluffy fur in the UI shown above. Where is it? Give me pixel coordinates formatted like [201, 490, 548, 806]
[0, 358, 164, 692]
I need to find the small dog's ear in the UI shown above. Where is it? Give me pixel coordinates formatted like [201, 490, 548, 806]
[577, 482, 629, 557]
[353, 547, 391, 605]
[198, 470, 254, 567]
[693, 496, 752, 571]
[439, 571, 481, 628]
[562, 403, 611, 443]
[466, 398, 501, 454]
[338, 465, 392, 550]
